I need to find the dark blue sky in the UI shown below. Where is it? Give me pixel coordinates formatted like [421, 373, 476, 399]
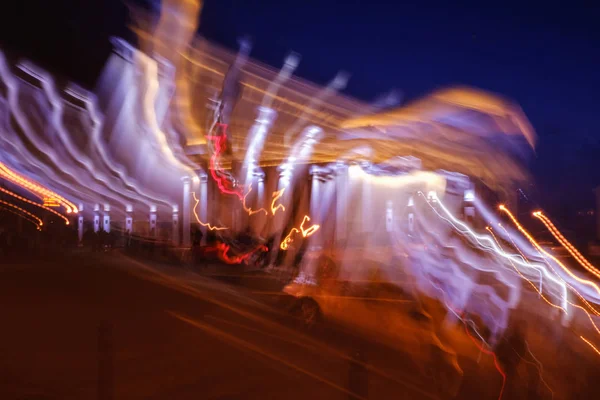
[1, 0, 599, 214]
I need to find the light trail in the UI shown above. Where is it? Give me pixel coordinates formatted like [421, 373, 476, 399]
[0, 205, 42, 230]
[533, 211, 600, 280]
[215, 242, 268, 265]
[0, 198, 43, 228]
[206, 125, 245, 201]
[580, 336, 600, 357]
[499, 205, 600, 299]
[417, 191, 568, 312]
[0, 162, 77, 213]
[280, 215, 320, 250]
[524, 341, 555, 399]
[241, 183, 268, 216]
[137, 52, 196, 176]
[0, 186, 69, 225]
[463, 322, 506, 400]
[241, 185, 286, 217]
[191, 192, 227, 231]
[487, 227, 566, 313]
[269, 188, 286, 215]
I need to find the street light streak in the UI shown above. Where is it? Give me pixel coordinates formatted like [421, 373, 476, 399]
[0, 162, 77, 213]
[280, 215, 320, 250]
[580, 336, 600, 357]
[0, 186, 70, 224]
[534, 211, 600, 280]
[499, 205, 600, 300]
[0, 198, 43, 227]
[191, 192, 227, 231]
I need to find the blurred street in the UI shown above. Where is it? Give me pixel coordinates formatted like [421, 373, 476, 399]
[0, 252, 449, 400]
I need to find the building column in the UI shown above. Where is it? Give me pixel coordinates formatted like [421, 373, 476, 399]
[408, 196, 415, 233]
[125, 205, 133, 234]
[103, 204, 111, 233]
[93, 203, 100, 233]
[77, 203, 84, 244]
[386, 200, 394, 232]
[149, 205, 157, 237]
[335, 162, 348, 245]
[199, 172, 208, 245]
[464, 187, 475, 224]
[361, 164, 372, 234]
[253, 169, 266, 236]
[182, 176, 191, 247]
[309, 165, 332, 250]
[172, 206, 179, 245]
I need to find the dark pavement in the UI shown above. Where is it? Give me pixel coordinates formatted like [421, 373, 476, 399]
[0, 252, 447, 400]
[3, 251, 594, 399]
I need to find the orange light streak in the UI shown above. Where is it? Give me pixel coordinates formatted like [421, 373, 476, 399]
[242, 185, 286, 217]
[0, 198, 43, 227]
[0, 186, 69, 225]
[269, 188, 286, 215]
[499, 204, 600, 298]
[533, 211, 600, 280]
[486, 226, 566, 313]
[192, 192, 227, 231]
[0, 162, 78, 213]
[0, 205, 42, 230]
[580, 336, 600, 356]
[241, 183, 268, 216]
[493, 226, 600, 336]
[280, 215, 320, 250]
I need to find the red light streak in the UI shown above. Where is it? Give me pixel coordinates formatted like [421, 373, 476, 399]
[280, 215, 320, 250]
[463, 322, 506, 400]
[216, 242, 268, 265]
[206, 124, 245, 201]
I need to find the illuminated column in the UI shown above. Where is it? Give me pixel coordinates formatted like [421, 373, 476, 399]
[310, 166, 330, 249]
[172, 205, 179, 245]
[335, 162, 348, 245]
[77, 203, 84, 244]
[386, 200, 393, 232]
[253, 169, 266, 236]
[408, 196, 415, 233]
[464, 188, 475, 224]
[320, 173, 336, 247]
[181, 176, 191, 247]
[309, 166, 322, 221]
[125, 205, 133, 233]
[149, 205, 157, 237]
[103, 204, 111, 233]
[362, 164, 372, 234]
[273, 166, 293, 235]
[93, 204, 100, 233]
[199, 172, 208, 245]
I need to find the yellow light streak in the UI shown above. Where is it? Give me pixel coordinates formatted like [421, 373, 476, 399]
[0, 186, 69, 225]
[280, 215, 320, 250]
[192, 192, 227, 231]
[0, 198, 43, 227]
[534, 211, 600, 280]
[0, 162, 78, 213]
[499, 205, 600, 298]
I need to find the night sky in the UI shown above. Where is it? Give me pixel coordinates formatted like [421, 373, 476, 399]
[1, 0, 599, 218]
